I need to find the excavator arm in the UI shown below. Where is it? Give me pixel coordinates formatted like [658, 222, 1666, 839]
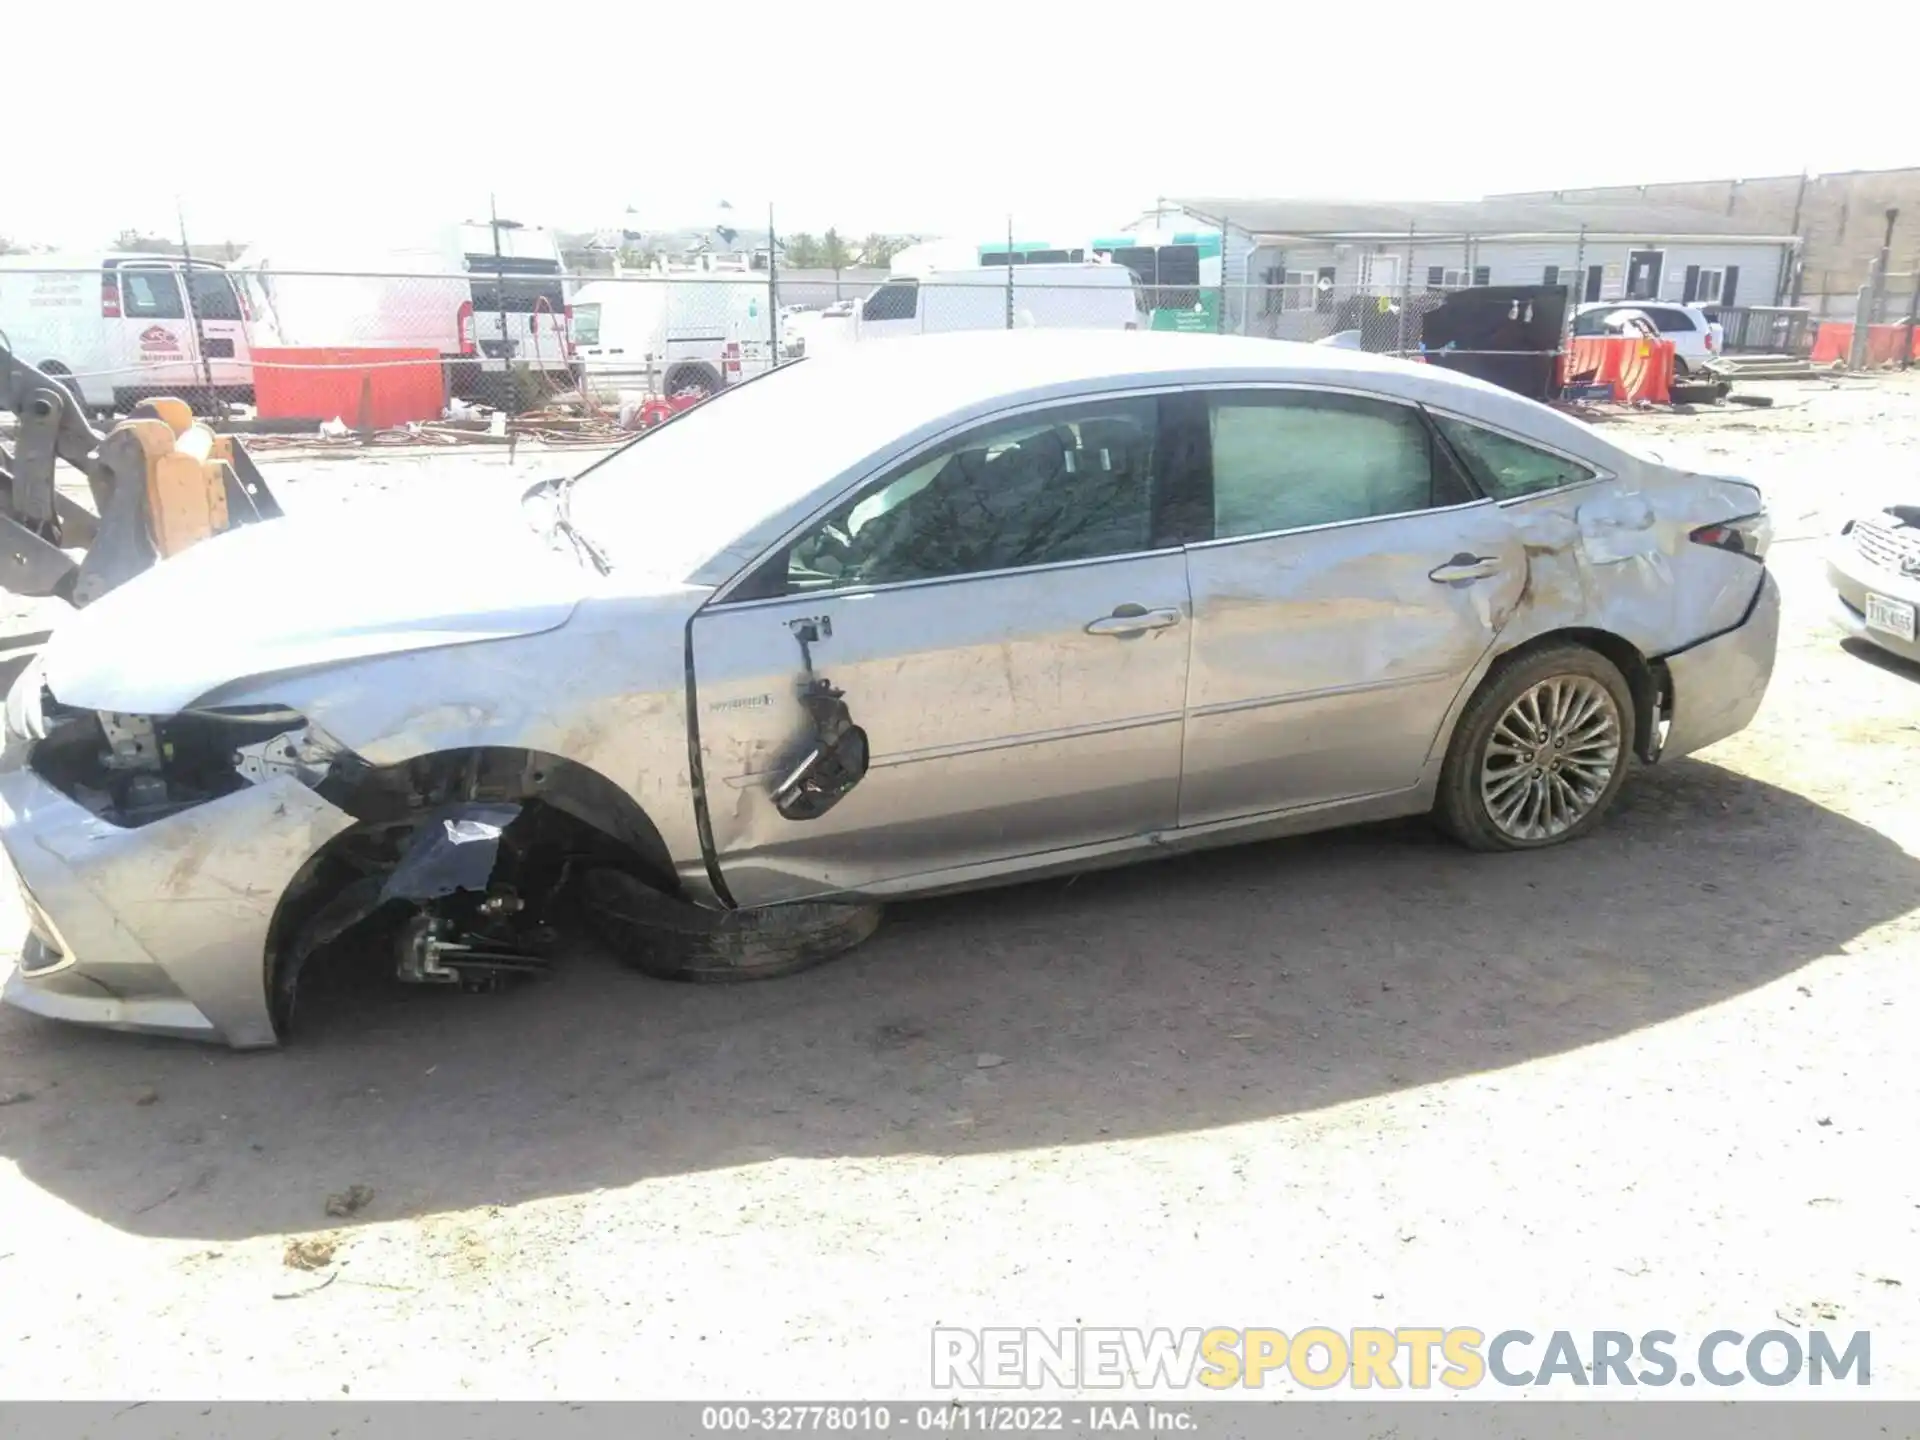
[0, 343, 281, 605]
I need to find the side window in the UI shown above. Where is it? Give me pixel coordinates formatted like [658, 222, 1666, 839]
[773, 397, 1161, 593]
[862, 283, 917, 322]
[120, 267, 186, 319]
[1206, 391, 1472, 540]
[1433, 415, 1596, 501]
[1571, 310, 1608, 336]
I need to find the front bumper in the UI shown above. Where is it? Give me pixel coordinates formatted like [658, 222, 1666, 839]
[1828, 533, 1920, 666]
[1659, 569, 1781, 759]
[0, 764, 355, 1047]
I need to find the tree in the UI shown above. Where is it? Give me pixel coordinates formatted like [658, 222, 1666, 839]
[857, 233, 907, 268]
[0, 236, 23, 255]
[783, 232, 824, 269]
[820, 229, 854, 277]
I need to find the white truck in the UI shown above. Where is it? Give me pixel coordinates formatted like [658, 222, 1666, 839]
[570, 259, 777, 400]
[851, 260, 1144, 343]
[0, 252, 257, 413]
[233, 221, 577, 403]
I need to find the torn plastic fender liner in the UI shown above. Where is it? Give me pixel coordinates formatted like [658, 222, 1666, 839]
[377, 802, 523, 903]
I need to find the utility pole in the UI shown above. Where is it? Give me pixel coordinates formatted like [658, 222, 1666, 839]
[1848, 207, 1899, 369]
[176, 196, 215, 394]
[767, 204, 779, 364]
[1005, 214, 1015, 330]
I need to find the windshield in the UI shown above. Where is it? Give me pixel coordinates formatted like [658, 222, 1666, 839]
[564, 356, 943, 583]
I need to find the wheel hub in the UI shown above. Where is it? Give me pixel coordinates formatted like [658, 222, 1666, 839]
[1479, 674, 1623, 842]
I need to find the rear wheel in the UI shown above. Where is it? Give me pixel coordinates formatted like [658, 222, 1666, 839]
[662, 363, 720, 399]
[1434, 643, 1635, 852]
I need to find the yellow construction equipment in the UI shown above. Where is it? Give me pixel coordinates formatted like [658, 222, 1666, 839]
[0, 343, 282, 606]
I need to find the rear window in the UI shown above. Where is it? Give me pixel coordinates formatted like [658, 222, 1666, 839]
[464, 254, 566, 314]
[186, 269, 243, 320]
[862, 283, 918, 322]
[571, 303, 602, 346]
[1642, 307, 1702, 334]
[120, 268, 186, 319]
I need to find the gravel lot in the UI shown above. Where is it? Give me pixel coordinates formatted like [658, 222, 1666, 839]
[0, 374, 1917, 1401]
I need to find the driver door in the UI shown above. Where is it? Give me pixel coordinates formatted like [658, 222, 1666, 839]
[689, 393, 1194, 907]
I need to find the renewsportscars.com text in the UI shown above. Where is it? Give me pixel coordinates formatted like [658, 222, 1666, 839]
[932, 1326, 1871, 1390]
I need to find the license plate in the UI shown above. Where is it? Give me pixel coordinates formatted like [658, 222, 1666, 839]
[1865, 592, 1917, 642]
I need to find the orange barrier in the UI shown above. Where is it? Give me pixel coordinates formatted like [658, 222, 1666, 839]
[1809, 322, 1920, 367]
[1560, 336, 1674, 405]
[251, 348, 447, 429]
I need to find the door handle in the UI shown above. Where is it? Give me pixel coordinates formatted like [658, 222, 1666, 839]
[1086, 604, 1182, 637]
[1428, 553, 1504, 584]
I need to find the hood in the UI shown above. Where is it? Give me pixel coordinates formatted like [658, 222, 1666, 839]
[43, 476, 593, 714]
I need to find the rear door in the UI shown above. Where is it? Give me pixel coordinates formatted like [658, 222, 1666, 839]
[465, 254, 569, 373]
[1177, 387, 1525, 827]
[115, 261, 203, 393]
[183, 265, 253, 391]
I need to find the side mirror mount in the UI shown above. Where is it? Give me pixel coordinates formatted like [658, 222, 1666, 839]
[770, 678, 869, 822]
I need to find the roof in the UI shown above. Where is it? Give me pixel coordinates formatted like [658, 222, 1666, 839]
[566, 329, 1637, 588]
[1170, 197, 1798, 242]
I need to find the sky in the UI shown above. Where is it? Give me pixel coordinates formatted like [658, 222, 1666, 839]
[8, 0, 1917, 253]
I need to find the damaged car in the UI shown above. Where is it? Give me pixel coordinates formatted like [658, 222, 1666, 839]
[0, 329, 1779, 1047]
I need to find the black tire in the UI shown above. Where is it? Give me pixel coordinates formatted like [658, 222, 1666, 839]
[578, 867, 882, 983]
[662, 363, 720, 398]
[1433, 643, 1637, 853]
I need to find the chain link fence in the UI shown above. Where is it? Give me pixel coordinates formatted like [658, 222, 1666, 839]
[3, 255, 1597, 426]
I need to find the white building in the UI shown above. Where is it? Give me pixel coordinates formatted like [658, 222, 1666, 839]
[1144, 198, 1800, 340]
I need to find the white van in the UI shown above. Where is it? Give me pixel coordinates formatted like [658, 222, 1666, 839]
[570, 267, 777, 399]
[852, 261, 1144, 342]
[0, 252, 256, 413]
[234, 221, 576, 401]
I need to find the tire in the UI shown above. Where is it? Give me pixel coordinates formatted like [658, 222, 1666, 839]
[662, 363, 720, 399]
[1433, 643, 1636, 853]
[578, 867, 882, 983]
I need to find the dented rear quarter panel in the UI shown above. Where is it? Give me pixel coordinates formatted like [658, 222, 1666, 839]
[1491, 466, 1767, 659]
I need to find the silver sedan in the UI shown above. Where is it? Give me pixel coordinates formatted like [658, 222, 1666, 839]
[0, 330, 1780, 1047]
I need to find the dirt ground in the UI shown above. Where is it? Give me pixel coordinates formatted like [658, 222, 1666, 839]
[0, 374, 1917, 1401]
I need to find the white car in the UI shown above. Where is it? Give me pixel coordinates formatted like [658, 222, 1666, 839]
[1829, 505, 1920, 665]
[1573, 302, 1723, 376]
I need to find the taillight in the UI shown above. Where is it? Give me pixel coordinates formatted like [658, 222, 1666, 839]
[1706, 330, 1717, 352]
[723, 341, 741, 376]
[1689, 511, 1771, 561]
[563, 304, 575, 354]
[101, 272, 121, 318]
[456, 301, 475, 355]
